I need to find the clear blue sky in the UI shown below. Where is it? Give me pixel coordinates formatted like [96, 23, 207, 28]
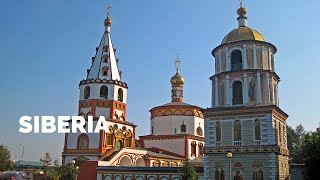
[0, 0, 319, 162]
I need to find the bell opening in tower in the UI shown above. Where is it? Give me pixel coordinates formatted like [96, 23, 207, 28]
[231, 50, 243, 71]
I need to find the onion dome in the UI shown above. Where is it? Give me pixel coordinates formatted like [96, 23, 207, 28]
[221, 27, 265, 44]
[171, 72, 184, 86]
[104, 16, 112, 26]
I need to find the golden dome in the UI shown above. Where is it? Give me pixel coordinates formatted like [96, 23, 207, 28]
[237, 6, 247, 16]
[170, 72, 184, 86]
[104, 16, 112, 26]
[221, 26, 265, 44]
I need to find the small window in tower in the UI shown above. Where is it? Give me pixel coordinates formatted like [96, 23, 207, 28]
[100, 85, 108, 99]
[102, 66, 109, 76]
[118, 88, 123, 102]
[231, 50, 243, 71]
[84, 86, 90, 99]
[232, 81, 243, 105]
[103, 55, 109, 63]
[181, 122, 186, 133]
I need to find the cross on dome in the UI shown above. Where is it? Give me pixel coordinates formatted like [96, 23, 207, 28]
[107, 1, 111, 16]
[175, 53, 181, 73]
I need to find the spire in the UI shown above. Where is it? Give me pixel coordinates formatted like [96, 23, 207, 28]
[104, 1, 112, 32]
[87, 1, 121, 81]
[237, 0, 248, 27]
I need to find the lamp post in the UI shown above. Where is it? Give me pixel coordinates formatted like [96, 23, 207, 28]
[227, 152, 232, 180]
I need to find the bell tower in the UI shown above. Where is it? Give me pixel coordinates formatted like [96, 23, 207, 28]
[63, 3, 136, 165]
[204, 4, 289, 180]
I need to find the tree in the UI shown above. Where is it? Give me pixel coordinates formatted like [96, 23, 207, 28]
[56, 163, 79, 180]
[302, 131, 320, 179]
[40, 152, 53, 167]
[179, 160, 199, 180]
[0, 145, 13, 171]
[286, 124, 305, 164]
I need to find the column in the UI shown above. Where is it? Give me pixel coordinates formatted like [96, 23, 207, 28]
[268, 48, 272, 71]
[226, 75, 232, 106]
[261, 46, 265, 70]
[253, 44, 258, 69]
[265, 73, 271, 104]
[214, 77, 219, 107]
[243, 73, 249, 105]
[219, 51, 223, 72]
[243, 44, 248, 69]
[270, 77, 275, 104]
[276, 83, 279, 106]
[256, 72, 262, 104]
[226, 47, 230, 71]
[211, 80, 215, 107]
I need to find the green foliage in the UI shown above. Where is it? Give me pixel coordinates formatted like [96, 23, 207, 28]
[40, 152, 53, 167]
[0, 145, 13, 171]
[302, 132, 320, 179]
[56, 163, 79, 180]
[179, 160, 199, 180]
[286, 124, 305, 164]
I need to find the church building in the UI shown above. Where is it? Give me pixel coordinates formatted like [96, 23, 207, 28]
[61, 2, 290, 180]
[62, 4, 204, 180]
[203, 4, 289, 180]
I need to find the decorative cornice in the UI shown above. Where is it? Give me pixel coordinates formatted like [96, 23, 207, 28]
[150, 106, 204, 119]
[62, 149, 102, 155]
[209, 69, 280, 81]
[212, 40, 277, 56]
[204, 145, 289, 156]
[79, 78, 128, 88]
[203, 105, 288, 122]
[140, 134, 204, 142]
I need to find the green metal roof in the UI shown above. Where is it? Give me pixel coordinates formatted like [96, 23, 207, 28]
[13, 161, 44, 168]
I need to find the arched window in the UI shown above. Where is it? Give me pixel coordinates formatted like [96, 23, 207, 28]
[84, 86, 90, 99]
[181, 122, 186, 133]
[231, 50, 243, 71]
[233, 120, 242, 141]
[196, 126, 203, 136]
[118, 88, 123, 102]
[191, 141, 197, 157]
[254, 120, 261, 140]
[216, 122, 222, 142]
[100, 85, 108, 99]
[77, 134, 89, 150]
[198, 143, 204, 156]
[232, 81, 243, 105]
